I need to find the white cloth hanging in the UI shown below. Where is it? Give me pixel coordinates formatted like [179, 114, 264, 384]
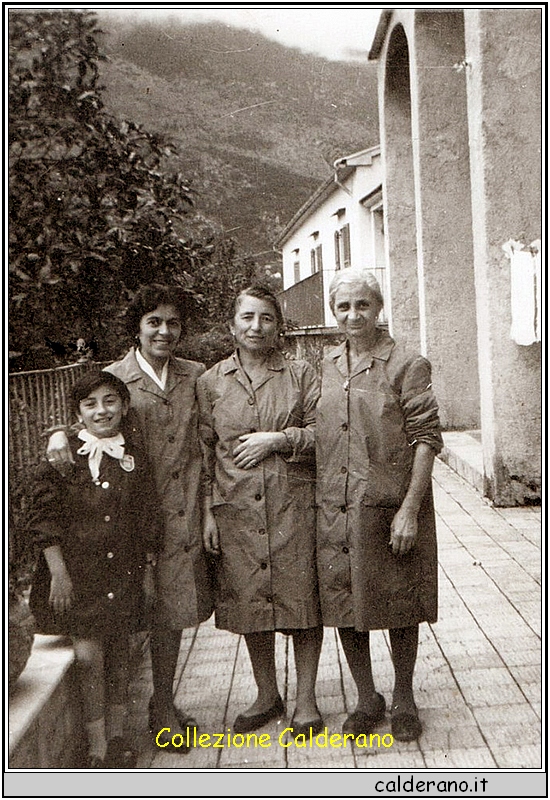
[502, 239, 541, 346]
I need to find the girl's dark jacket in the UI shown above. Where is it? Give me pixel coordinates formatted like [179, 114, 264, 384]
[28, 427, 163, 636]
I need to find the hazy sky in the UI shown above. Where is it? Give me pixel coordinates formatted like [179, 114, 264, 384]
[97, 6, 383, 61]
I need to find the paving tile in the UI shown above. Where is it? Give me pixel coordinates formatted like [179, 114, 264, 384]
[423, 747, 497, 768]
[454, 668, 526, 706]
[355, 748, 426, 769]
[509, 663, 542, 685]
[488, 639, 541, 667]
[420, 723, 486, 750]
[491, 744, 542, 769]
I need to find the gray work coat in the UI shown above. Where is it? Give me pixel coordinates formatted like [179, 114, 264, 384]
[197, 350, 321, 634]
[315, 332, 443, 631]
[107, 348, 213, 630]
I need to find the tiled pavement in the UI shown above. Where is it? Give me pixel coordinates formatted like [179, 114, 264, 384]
[127, 459, 542, 770]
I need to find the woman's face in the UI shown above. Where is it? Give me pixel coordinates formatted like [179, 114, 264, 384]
[333, 282, 381, 343]
[138, 304, 182, 365]
[78, 385, 127, 439]
[230, 295, 280, 354]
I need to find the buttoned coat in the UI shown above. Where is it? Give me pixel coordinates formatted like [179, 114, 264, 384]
[106, 348, 213, 629]
[197, 350, 321, 634]
[28, 430, 162, 636]
[316, 331, 443, 631]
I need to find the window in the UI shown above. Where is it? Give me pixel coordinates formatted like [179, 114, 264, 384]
[293, 253, 300, 283]
[334, 223, 351, 270]
[310, 244, 323, 274]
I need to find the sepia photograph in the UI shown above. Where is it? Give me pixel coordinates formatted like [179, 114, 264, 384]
[7, 4, 542, 796]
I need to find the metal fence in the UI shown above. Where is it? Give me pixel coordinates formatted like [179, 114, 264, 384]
[9, 361, 101, 571]
[9, 361, 97, 481]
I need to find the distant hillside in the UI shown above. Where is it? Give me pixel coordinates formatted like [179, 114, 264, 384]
[97, 17, 379, 266]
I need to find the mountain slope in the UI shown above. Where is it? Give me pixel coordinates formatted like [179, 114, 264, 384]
[97, 18, 379, 265]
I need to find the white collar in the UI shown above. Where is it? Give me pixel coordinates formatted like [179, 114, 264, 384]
[135, 348, 169, 390]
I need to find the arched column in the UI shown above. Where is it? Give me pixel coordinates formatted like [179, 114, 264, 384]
[408, 11, 480, 430]
[379, 24, 420, 354]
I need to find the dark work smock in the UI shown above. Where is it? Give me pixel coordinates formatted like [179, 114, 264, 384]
[28, 432, 162, 636]
[197, 350, 321, 634]
[315, 331, 443, 631]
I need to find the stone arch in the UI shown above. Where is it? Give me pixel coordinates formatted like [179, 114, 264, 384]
[381, 23, 420, 353]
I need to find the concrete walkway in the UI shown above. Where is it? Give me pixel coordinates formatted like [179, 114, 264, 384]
[127, 459, 541, 770]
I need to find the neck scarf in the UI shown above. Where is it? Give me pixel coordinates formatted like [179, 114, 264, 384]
[77, 430, 125, 481]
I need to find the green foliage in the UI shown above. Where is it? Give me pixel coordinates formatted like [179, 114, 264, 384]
[8, 11, 257, 370]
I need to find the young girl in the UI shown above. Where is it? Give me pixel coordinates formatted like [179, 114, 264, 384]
[28, 371, 163, 769]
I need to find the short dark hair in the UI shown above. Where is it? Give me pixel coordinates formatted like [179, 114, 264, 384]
[125, 284, 195, 337]
[71, 370, 130, 417]
[233, 284, 285, 331]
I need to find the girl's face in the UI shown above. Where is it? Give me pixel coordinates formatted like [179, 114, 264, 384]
[78, 385, 128, 439]
[138, 304, 182, 365]
[230, 295, 280, 354]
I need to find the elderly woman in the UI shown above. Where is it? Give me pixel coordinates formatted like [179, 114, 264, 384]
[197, 284, 323, 736]
[46, 284, 213, 752]
[315, 269, 443, 742]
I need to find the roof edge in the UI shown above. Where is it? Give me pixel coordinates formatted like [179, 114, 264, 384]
[275, 166, 353, 247]
[276, 145, 381, 248]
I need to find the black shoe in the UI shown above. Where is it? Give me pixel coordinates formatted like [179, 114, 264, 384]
[391, 710, 422, 742]
[104, 736, 137, 769]
[149, 698, 191, 753]
[289, 713, 324, 738]
[233, 696, 285, 734]
[342, 692, 386, 735]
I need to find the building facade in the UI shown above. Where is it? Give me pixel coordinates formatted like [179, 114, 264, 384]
[277, 146, 386, 329]
[369, 9, 541, 504]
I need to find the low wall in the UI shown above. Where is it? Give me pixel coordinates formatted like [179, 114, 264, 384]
[8, 636, 84, 769]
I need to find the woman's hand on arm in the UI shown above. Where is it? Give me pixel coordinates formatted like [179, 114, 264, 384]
[233, 432, 290, 469]
[46, 430, 74, 475]
[43, 545, 74, 612]
[390, 442, 435, 556]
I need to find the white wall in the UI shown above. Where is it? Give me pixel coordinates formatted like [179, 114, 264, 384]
[281, 152, 384, 327]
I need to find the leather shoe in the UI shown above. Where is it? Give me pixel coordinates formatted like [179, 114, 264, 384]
[342, 692, 386, 735]
[174, 707, 198, 733]
[148, 698, 191, 753]
[233, 696, 285, 733]
[104, 736, 137, 769]
[391, 711, 422, 742]
[290, 713, 324, 738]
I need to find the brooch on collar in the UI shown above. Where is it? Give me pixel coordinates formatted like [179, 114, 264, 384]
[120, 454, 135, 472]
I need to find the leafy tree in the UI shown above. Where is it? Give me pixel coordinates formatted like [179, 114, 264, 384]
[8, 10, 255, 370]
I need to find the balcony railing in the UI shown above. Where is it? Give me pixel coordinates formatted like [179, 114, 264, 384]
[280, 271, 325, 328]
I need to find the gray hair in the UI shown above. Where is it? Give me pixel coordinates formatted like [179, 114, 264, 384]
[328, 269, 384, 313]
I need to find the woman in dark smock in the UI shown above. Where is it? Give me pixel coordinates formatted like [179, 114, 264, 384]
[316, 269, 443, 742]
[198, 285, 323, 737]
